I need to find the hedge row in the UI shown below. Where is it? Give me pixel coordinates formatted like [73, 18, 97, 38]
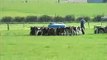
[0, 15, 106, 23]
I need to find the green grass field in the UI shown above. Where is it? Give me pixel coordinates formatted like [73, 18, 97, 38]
[0, 23, 107, 60]
[0, 0, 107, 60]
[0, 34, 107, 60]
[0, 0, 107, 17]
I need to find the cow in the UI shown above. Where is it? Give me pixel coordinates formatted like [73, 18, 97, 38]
[30, 26, 84, 36]
[42, 27, 48, 36]
[30, 27, 37, 35]
[76, 26, 82, 35]
[65, 26, 76, 36]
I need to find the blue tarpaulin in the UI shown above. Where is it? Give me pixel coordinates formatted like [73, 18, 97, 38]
[48, 22, 66, 28]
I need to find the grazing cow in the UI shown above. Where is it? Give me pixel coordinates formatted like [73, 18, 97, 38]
[30, 26, 84, 36]
[34, 27, 39, 35]
[65, 26, 76, 36]
[76, 26, 82, 35]
[56, 28, 65, 36]
[36, 27, 42, 36]
[60, 28, 65, 35]
[64, 27, 69, 35]
[65, 26, 83, 36]
[42, 27, 48, 36]
[56, 28, 60, 35]
[72, 26, 77, 35]
[30, 27, 36, 35]
[52, 28, 56, 35]
[47, 28, 55, 35]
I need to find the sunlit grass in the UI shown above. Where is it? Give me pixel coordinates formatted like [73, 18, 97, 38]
[0, 0, 107, 17]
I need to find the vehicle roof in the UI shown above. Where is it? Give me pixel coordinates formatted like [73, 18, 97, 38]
[48, 22, 66, 28]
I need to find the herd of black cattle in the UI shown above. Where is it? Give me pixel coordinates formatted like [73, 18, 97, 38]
[30, 26, 85, 36]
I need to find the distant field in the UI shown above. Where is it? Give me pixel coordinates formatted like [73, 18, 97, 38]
[0, 0, 107, 17]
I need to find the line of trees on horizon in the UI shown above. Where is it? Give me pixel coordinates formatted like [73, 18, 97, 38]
[0, 15, 106, 23]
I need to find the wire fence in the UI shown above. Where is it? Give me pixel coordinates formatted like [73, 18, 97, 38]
[0, 22, 107, 31]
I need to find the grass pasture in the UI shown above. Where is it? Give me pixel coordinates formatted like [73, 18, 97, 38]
[0, 34, 107, 60]
[0, 0, 107, 17]
[0, 22, 107, 60]
[0, 0, 107, 60]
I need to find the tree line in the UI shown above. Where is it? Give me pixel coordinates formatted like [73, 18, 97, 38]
[0, 15, 106, 23]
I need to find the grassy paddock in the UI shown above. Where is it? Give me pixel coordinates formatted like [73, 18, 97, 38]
[0, 22, 107, 60]
[0, 0, 107, 60]
[0, 31, 107, 60]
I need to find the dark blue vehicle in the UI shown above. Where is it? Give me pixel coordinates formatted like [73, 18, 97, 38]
[48, 22, 66, 28]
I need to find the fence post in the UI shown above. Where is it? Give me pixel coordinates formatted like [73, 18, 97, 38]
[87, 21, 90, 29]
[23, 22, 25, 28]
[7, 23, 10, 31]
[58, 0, 60, 3]
[101, 21, 102, 26]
